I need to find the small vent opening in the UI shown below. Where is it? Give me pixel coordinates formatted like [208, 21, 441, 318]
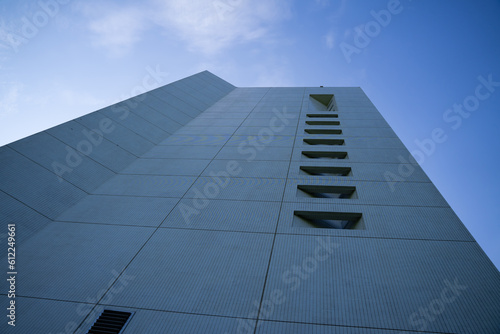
[302, 151, 348, 159]
[300, 166, 352, 176]
[297, 185, 357, 199]
[305, 129, 342, 135]
[293, 211, 364, 229]
[303, 139, 345, 146]
[306, 114, 338, 118]
[305, 121, 340, 126]
[87, 309, 133, 334]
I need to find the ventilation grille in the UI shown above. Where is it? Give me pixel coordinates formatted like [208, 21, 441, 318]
[87, 310, 133, 334]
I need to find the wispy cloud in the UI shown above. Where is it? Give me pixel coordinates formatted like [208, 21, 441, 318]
[315, 0, 330, 6]
[324, 30, 336, 49]
[0, 19, 17, 53]
[338, 68, 368, 86]
[80, 0, 292, 56]
[17, 82, 106, 119]
[81, 4, 148, 56]
[0, 83, 22, 117]
[252, 57, 294, 87]
[58, 88, 106, 108]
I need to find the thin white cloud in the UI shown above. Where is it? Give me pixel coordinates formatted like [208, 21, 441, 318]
[82, 4, 148, 56]
[252, 58, 294, 87]
[59, 88, 106, 108]
[315, 0, 330, 6]
[325, 31, 336, 49]
[81, 0, 292, 56]
[0, 83, 22, 117]
[329, 0, 348, 18]
[337, 68, 368, 86]
[18, 82, 106, 120]
[313, 0, 348, 18]
[0, 19, 17, 53]
[151, 0, 292, 54]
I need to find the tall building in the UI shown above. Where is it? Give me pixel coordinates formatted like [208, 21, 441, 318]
[1, 71, 499, 333]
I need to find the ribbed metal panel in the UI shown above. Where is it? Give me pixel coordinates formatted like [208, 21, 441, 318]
[202, 160, 290, 179]
[118, 308, 255, 334]
[2, 74, 498, 334]
[215, 146, 294, 161]
[141, 93, 194, 124]
[92, 174, 196, 198]
[1, 222, 152, 301]
[174, 125, 238, 135]
[57, 195, 180, 227]
[9, 131, 115, 192]
[143, 144, 222, 159]
[186, 117, 244, 127]
[184, 177, 286, 202]
[159, 134, 231, 146]
[256, 320, 436, 333]
[0, 190, 52, 245]
[163, 198, 280, 232]
[98, 105, 171, 144]
[76, 112, 155, 156]
[121, 158, 210, 176]
[262, 235, 500, 333]
[47, 120, 137, 172]
[0, 297, 93, 334]
[225, 135, 295, 147]
[104, 229, 273, 318]
[0, 146, 87, 219]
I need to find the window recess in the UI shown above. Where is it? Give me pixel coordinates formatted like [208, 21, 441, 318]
[297, 185, 357, 199]
[299, 166, 352, 176]
[305, 129, 342, 135]
[293, 211, 364, 229]
[302, 151, 348, 159]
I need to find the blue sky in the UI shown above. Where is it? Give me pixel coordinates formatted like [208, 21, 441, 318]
[1, 0, 499, 268]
